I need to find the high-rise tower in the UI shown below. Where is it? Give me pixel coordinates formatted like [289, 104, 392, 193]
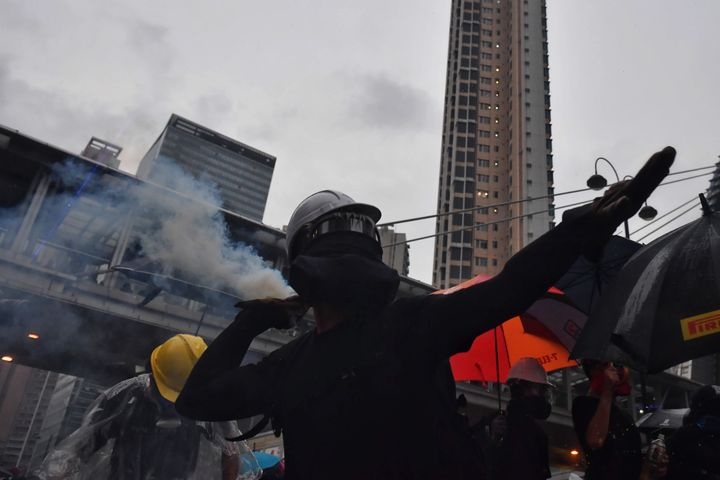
[433, 0, 554, 289]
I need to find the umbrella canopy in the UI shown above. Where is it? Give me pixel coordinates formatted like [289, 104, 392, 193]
[572, 202, 720, 372]
[556, 235, 642, 314]
[636, 408, 689, 432]
[437, 275, 586, 383]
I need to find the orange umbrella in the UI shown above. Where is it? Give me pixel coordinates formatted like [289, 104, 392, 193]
[436, 275, 584, 385]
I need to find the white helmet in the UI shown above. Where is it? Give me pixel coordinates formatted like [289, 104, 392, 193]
[285, 190, 382, 261]
[507, 357, 553, 386]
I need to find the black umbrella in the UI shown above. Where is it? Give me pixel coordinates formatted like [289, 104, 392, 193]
[556, 235, 642, 314]
[636, 408, 689, 433]
[572, 195, 720, 373]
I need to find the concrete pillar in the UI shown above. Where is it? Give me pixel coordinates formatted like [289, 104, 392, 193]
[10, 174, 51, 256]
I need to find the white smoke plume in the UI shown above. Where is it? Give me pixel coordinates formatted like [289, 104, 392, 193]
[51, 158, 293, 301]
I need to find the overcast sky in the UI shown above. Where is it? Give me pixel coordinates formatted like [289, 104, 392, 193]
[1, 0, 718, 284]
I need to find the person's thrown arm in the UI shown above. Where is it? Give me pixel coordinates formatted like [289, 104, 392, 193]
[176, 299, 300, 422]
[419, 147, 675, 356]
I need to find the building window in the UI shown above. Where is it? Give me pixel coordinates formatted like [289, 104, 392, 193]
[478, 159, 490, 167]
[492, 258, 498, 266]
[476, 257, 488, 266]
[479, 130, 491, 138]
[481, 41, 493, 48]
[477, 240, 488, 249]
[478, 174, 490, 182]
[480, 90, 492, 97]
[478, 190, 489, 198]
[479, 144, 490, 152]
[481, 77, 492, 85]
[479, 116, 491, 124]
[492, 240, 498, 248]
[481, 64, 492, 72]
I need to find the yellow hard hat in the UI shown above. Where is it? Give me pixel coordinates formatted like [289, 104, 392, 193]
[150, 334, 207, 403]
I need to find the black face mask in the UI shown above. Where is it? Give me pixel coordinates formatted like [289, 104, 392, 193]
[289, 232, 400, 310]
[511, 395, 552, 420]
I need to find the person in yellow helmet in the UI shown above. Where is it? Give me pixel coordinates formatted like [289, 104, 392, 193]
[34, 334, 261, 480]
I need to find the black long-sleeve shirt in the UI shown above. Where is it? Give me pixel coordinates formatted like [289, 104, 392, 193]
[177, 205, 610, 479]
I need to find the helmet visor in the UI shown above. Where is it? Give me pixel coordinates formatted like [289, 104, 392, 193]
[309, 212, 378, 242]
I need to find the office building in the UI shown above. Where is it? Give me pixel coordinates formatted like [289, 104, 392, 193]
[433, 0, 554, 288]
[378, 226, 410, 276]
[138, 114, 276, 221]
[0, 364, 57, 470]
[29, 375, 108, 470]
[81, 137, 122, 169]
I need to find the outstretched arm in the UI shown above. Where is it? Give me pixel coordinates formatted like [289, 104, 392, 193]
[419, 147, 675, 356]
[176, 301, 299, 421]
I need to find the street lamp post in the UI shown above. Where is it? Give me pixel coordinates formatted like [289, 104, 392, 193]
[587, 157, 658, 414]
[588, 157, 630, 238]
[587, 157, 658, 238]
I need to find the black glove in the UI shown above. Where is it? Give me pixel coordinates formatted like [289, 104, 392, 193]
[234, 295, 308, 330]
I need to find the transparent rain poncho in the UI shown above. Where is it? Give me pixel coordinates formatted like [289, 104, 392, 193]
[33, 374, 262, 480]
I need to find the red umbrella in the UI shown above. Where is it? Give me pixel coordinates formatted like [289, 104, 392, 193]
[436, 275, 585, 398]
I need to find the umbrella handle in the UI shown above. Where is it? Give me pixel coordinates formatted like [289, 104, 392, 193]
[494, 327, 502, 412]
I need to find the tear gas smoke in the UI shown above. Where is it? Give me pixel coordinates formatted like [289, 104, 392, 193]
[39, 157, 293, 301]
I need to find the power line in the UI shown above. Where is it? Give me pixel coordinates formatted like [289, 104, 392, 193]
[382, 198, 594, 248]
[383, 168, 714, 248]
[379, 166, 714, 228]
[377, 187, 588, 228]
[636, 202, 701, 242]
[665, 164, 716, 176]
[629, 196, 698, 236]
[654, 171, 713, 187]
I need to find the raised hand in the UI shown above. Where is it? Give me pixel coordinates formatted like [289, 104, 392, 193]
[592, 146, 675, 230]
[234, 295, 308, 330]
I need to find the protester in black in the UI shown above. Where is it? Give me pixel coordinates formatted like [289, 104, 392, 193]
[177, 148, 675, 480]
[667, 384, 720, 479]
[572, 360, 642, 480]
[494, 358, 554, 480]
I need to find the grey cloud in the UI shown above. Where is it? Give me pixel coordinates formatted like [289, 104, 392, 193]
[126, 19, 174, 74]
[0, 1, 40, 32]
[129, 19, 168, 46]
[345, 74, 439, 132]
[194, 93, 233, 116]
[0, 57, 163, 172]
